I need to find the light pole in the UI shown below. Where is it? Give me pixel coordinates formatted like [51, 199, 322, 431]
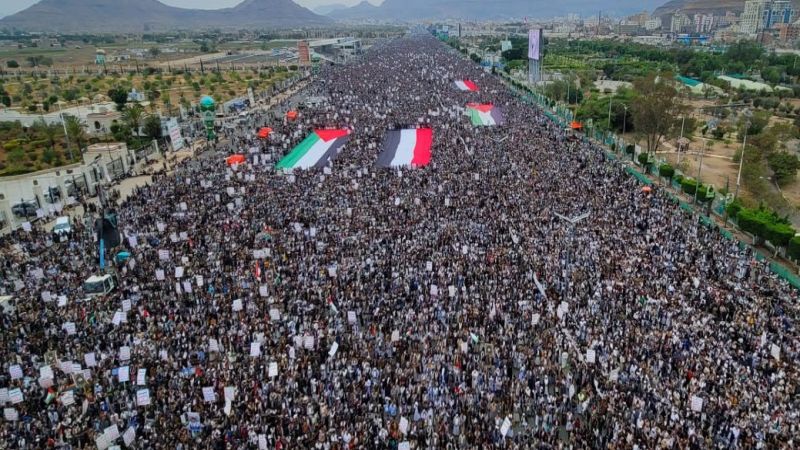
[554, 211, 590, 294]
[607, 98, 613, 132]
[733, 118, 751, 202]
[693, 139, 708, 204]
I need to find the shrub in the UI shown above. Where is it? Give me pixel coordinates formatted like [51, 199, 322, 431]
[637, 153, 649, 166]
[659, 164, 675, 180]
[625, 144, 635, 154]
[765, 222, 795, 247]
[788, 236, 800, 260]
[726, 199, 743, 219]
[681, 178, 698, 195]
[696, 185, 714, 203]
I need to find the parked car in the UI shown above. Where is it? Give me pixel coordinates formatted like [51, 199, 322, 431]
[11, 202, 37, 218]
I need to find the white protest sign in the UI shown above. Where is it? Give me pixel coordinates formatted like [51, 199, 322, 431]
[60, 390, 75, 406]
[304, 335, 314, 350]
[250, 342, 261, 357]
[347, 311, 356, 323]
[771, 343, 780, 360]
[118, 366, 130, 383]
[690, 395, 703, 412]
[268, 362, 278, 378]
[9, 365, 22, 380]
[63, 322, 76, 335]
[8, 388, 23, 404]
[137, 369, 146, 385]
[122, 299, 131, 312]
[155, 269, 165, 281]
[136, 389, 151, 406]
[209, 338, 219, 352]
[399, 417, 409, 435]
[202, 386, 216, 403]
[85, 353, 97, 367]
[586, 349, 596, 364]
[122, 427, 136, 446]
[4, 408, 18, 421]
[232, 299, 243, 312]
[40, 365, 54, 379]
[224, 386, 236, 402]
[119, 346, 131, 361]
[501, 416, 512, 437]
[174, 266, 184, 278]
[329, 341, 339, 357]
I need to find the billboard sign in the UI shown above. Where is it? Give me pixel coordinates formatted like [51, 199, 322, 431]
[167, 118, 184, 151]
[528, 29, 541, 61]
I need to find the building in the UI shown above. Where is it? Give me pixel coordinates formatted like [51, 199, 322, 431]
[694, 14, 715, 33]
[0, 143, 135, 234]
[741, 0, 766, 35]
[777, 21, 800, 42]
[764, 1, 794, 29]
[644, 17, 663, 31]
[626, 11, 650, 27]
[742, 0, 795, 34]
[297, 40, 310, 65]
[671, 13, 692, 33]
[308, 38, 362, 64]
[95, 49, 106, 65]
[86, 110, 122, 137]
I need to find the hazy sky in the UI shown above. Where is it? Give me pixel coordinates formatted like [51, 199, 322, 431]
[0, 0, 378, 18]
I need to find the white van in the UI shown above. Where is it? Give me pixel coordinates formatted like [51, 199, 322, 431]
[53, 216, 72, 236]
[83, 274, 118, 297]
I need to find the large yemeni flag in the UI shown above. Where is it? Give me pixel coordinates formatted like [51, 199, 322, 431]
[276, 129, 350, 170]
[467, 103, 504, 126]
[454, 80, 479, 92]
[376, 128, 433, 168]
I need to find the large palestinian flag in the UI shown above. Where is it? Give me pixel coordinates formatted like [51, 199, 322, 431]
[454, 80, 479, 92]
[466, 103, 504, 126]
[376, 129, 432, 168]
[276, 129, 350, 170]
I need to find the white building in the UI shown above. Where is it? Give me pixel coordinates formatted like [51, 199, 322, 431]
[0, 143, 135, 234]
[644, 18, 662, 31]
[694, 14, 715, 33]
[741, 0, 766, 35]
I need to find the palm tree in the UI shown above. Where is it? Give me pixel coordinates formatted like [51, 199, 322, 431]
[63, 114, 87, 161]
[34, 118, 59, 151]
[122, 102, 145, 137]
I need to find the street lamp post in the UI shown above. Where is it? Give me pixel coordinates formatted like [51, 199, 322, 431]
[693, 139, 708, 204]
[554, 211, 590, 295]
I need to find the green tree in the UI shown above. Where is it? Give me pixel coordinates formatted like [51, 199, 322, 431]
[6, 60, 19, 68]
[148, 47, 161, 58]
[107, 87, 128, 111]
[631, 74, 687, 154]
[122, 103, 145, 136]
[143, 115, 162, 141]
[63, 114, 87, 157]
[767, 151, 800, 186]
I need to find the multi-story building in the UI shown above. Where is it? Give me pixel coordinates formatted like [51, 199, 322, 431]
[741, 0, 766, 35]
[777, 21, 800, 42]
[671, 13, 692, 33]
[645, 17, 662, 31]
[742, 0, 795, 35]
[764, 1, 794, 29]
[694, 14, 715, 33]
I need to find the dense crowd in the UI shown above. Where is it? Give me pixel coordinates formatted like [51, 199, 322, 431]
[0, 34, 798, 450]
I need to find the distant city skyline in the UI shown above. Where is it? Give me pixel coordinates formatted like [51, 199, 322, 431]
[0, 0, 378, 19]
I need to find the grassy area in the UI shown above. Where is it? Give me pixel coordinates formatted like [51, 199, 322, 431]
[0, 66, 300, 115]
[0, 121, 78, 176]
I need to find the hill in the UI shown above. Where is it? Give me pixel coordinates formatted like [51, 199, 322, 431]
[0, 0, 331, 33]
[330, 0, 663, 21]
[314, 3, 350, 15]
[653, 0, 800, 18]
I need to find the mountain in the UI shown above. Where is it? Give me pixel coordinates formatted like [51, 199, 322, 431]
[329, 1, 382, 20]
[653, 0, 800, 18]
[330, 0, 664, 21]
[0, 0, 331, 33]
[314, 3, 350, 15]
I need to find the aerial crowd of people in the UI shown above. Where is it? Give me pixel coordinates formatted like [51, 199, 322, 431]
[0, 34, 798, 449]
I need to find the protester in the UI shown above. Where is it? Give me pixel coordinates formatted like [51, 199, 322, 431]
[0, 34, 797, 450]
